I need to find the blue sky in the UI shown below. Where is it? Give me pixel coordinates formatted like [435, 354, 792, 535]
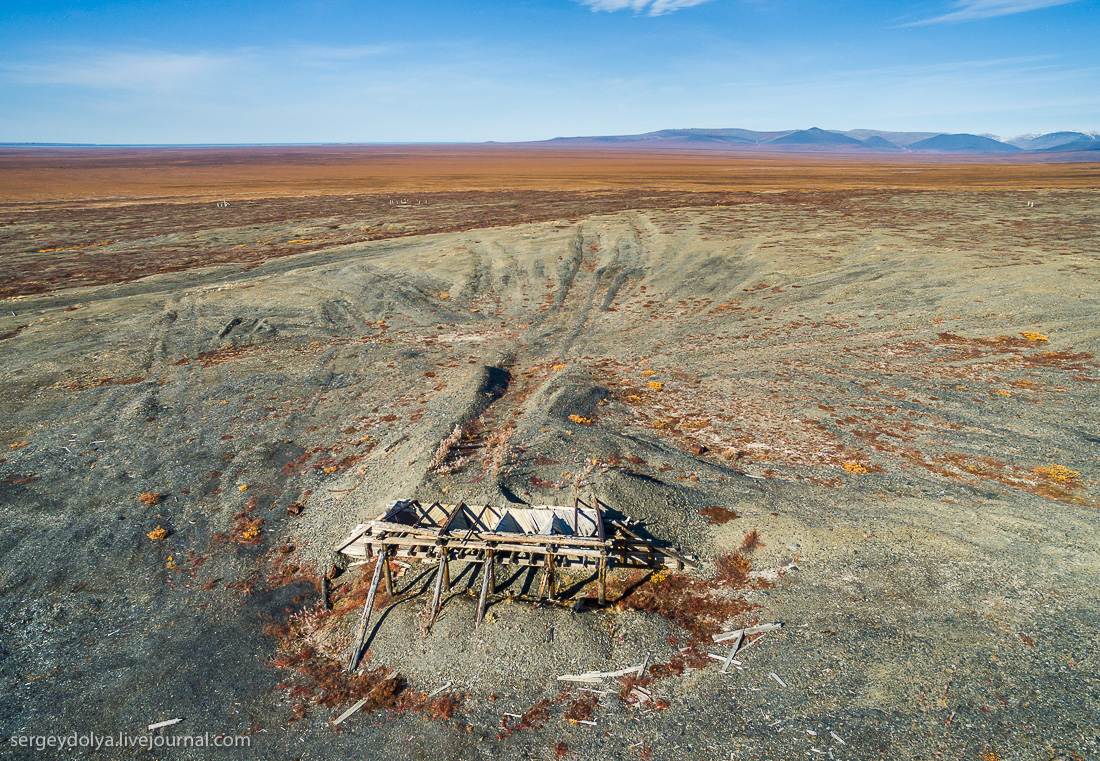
[1, 0, 1096, 143]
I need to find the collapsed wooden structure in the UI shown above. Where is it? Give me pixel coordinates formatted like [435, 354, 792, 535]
[336, 496, 696, 671]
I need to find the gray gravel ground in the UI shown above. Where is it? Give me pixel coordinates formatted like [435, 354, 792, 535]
[1, 190, 1097, 760]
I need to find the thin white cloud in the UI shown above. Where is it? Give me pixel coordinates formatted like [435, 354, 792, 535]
[916, 0, 1079, 25]
[5, 50, 246, 92]
[577, 0, 714, 17]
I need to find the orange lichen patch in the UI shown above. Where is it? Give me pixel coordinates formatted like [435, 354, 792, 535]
[979, 749, 1002, 761]
[646, 381, 663, 390]
[147, 526, 168, 540]
[552, 364, 567, 371]
[843, 461, 868, 474]
[994, 389, 1012, 396]
[37, 240, 113, 253]
[641, 370, 656, 377]
[1034, 464, 1079, 483]
[1020, 332, 1049, 342]
[438, 293, 449, 299]
[226, 499, 264, 545]
[9, 441, 29, 450]
[567, 414, 592, 425]
[139, 492, 162, 506]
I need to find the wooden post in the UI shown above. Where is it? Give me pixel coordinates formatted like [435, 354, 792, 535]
[546, 549, 557, 600]
[381, 547, 393, 597]
[537, 553, 550, 599]
[597, 553, 607, 606]
[476, 549, 494, 627]
[346, 554, 386, 672]
[441, 547, 451, 593]
[427, 549, 447, 628]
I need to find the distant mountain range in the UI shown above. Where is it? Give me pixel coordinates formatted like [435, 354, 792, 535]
[532, 128, 1100, 155]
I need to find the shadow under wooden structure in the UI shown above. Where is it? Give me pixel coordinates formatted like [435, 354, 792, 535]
[336, 495, 696, 671]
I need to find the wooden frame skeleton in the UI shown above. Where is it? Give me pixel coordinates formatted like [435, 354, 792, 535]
[338, 495, 695, 671]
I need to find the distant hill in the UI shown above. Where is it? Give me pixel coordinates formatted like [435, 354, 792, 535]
[1008, 132, 1097, 150]
[907, 133, 1020, 153]
[1039, 137, 1100, 152]
[857, 135, 899, 150]
[529, 128, 1098, 155]
[841, 129, 939, 147]
[767, 127, 870, 147]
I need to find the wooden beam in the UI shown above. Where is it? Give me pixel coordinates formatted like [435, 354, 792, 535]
[610, 520, 696, 568]
[346, 555, 386, 672]
[439, 502, 467, 535]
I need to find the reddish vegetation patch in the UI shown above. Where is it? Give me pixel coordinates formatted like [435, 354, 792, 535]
[564, 695, 598, 723]
[0, 324, 28, 341]
[740, 529, 763, 552]
[611, 559, 759, 641]
[699, 505, 739, 524]
[64, 375, 145, 390]
[175, 344, 261, 368]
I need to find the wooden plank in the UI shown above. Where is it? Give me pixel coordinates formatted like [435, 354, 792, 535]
[331, 698, 368, 726]
[712, 623, 783, 643]
[346, 555, 386, 672]
[720, 630, 744, 674]
[334, 523, 371, 554]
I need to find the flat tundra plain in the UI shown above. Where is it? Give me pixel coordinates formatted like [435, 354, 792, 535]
[0, 147, 1098, 760]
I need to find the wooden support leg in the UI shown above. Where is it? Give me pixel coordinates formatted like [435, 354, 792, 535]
[381, 549, 393, 597]
[597, 554, 607, 606]
[476, 551, 494, 627]
[442, 555, 451, 593]
[346, 555, 386, 672]
[546, 552, 557, 601]
[321, 575, 331, 610]
[537, 556, 550, 600]
[427, 551, 447, 629]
